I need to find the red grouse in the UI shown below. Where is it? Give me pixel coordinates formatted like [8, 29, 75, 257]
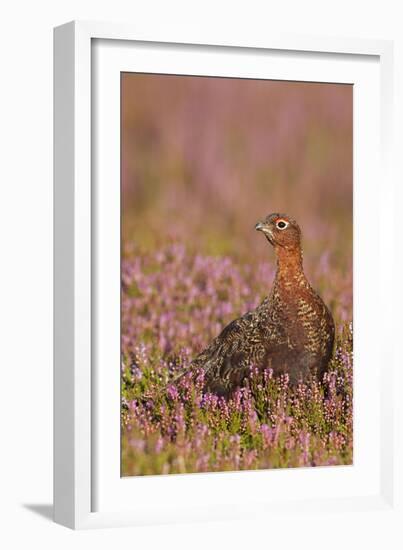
[176, 213, 335, 397]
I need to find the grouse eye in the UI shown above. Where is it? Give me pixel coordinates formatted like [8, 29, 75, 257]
[276, 220, 288, 230]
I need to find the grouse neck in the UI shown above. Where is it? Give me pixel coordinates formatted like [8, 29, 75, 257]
[274, 245, 305, 285]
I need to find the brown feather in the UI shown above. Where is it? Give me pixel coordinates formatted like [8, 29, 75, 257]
[172, 213, 334, 398]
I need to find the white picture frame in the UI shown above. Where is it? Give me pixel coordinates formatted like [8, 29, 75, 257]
[54, 20, 398, 530]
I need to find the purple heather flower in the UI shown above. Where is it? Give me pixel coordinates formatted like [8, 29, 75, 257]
[166, 385, 179, 401]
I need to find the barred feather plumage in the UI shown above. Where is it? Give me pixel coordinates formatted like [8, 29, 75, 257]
[172, 213, 335, 397]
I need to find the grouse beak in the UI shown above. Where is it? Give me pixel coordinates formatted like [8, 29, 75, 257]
[255, 221, 275, 244]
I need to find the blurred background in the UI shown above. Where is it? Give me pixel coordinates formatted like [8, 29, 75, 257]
[121, 73, 352, 319]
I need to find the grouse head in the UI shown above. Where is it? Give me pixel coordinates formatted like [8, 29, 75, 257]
[255, 213, 301, 252]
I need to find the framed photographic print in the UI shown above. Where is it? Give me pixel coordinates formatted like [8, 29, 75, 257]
[54, 21, 398, 529]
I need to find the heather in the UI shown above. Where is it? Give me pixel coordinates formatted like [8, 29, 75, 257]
[121, 243, 353, 475]
[121, 75, 353, 475]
